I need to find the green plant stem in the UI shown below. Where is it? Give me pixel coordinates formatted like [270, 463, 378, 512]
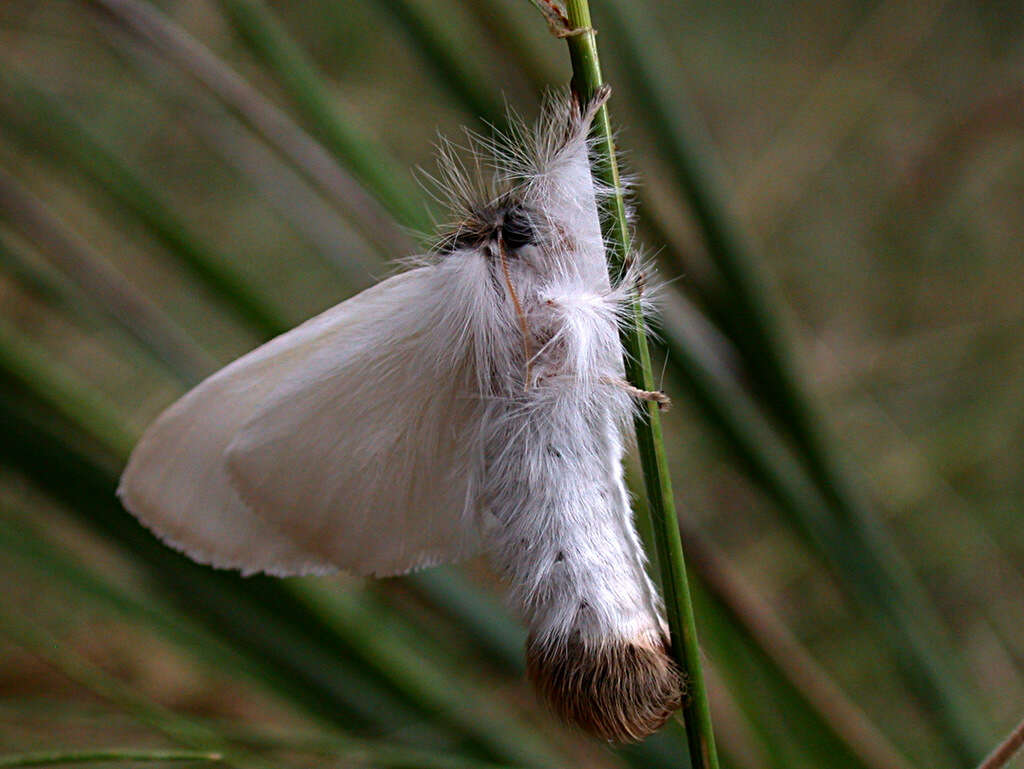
[0, 750, 222, 768]
[561, 2, 718, 767]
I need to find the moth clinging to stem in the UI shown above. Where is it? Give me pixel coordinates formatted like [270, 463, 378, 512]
[119, 87, 684, 742]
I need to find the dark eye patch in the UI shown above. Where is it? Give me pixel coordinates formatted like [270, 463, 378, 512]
[436, 205, 535, 256]
[500, 207, 534, 250]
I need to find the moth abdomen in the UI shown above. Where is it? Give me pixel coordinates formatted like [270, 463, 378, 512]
[526, 633, 684, 742]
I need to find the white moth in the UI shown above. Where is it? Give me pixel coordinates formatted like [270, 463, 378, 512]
[119, 88, 682, 742]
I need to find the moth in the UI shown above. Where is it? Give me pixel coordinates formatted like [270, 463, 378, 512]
[119, 88, 683, 742]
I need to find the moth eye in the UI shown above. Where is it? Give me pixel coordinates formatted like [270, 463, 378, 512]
[501, 207, 534, 250]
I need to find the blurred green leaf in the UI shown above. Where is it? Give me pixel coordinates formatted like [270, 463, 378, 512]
[0, 67, 288, 337]
[0, 750, 222, 767]
[216, 0, 434, 234]
[594, 0, 993, 761]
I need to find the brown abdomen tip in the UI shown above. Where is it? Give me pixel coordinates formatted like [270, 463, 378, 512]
[526, 634, 684, 742]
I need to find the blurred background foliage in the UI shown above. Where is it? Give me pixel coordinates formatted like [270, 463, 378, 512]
[0, 0, 1021, 768]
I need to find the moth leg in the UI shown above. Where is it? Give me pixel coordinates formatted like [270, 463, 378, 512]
[580, 84, 612, 122]
[605, 377, 671, 411]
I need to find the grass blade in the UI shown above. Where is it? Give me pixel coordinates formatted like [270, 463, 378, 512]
[86, 0, 413, 258]
[976, 714, 1024, 769]
[681, 522, 915, 769]
[560, 2, 719, 766]
[0, 606, 247, 766]
[0, 314, 136, 459]
[0, 167, 215, 382]
[215, 0, 433, 234]
[0, 67, 288, 337]
[210, 723, 531, 769]
[0, 750, 222, 767]
[101, 30, 380, 288]
[594, 0, 992, 760]
[370, 0, 506, 122]
[294, 581, 563, 768]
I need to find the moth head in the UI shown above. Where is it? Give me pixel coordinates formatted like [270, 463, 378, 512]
[430, 89, 611, 279]
[435, 201, 538, 257]
[526, 633, 684, 743]
[497, 204, 535, 251]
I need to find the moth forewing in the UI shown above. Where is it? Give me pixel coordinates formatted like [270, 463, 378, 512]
[119, 268, 484, 578]
[118, 89, 682, 742]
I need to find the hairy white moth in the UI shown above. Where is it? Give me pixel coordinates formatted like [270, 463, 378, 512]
[119, 89, 682, 742]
